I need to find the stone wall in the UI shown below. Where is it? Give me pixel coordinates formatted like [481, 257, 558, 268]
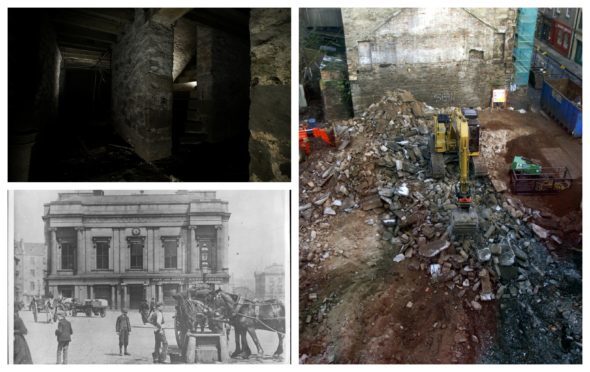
[111, 9, 174, 161]
[173, 18, 196, 81]
[8, 9, 62, 180]
[341, 8, 516, 113]
[195, 22, 250, 143]
[249, 8, 291, 182]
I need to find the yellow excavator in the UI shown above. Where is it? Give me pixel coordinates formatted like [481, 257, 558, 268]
[429, 108, 487, 236]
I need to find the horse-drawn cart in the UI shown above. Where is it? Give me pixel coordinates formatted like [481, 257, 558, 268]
[173, 291, 229, 363]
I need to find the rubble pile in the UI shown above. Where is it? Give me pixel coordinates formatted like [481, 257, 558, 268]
[300, 90, 582, 363]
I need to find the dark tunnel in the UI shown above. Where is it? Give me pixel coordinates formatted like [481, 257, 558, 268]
[8, 8, 291, 182]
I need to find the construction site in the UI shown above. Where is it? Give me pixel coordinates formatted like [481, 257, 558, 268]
[299, 8, 582, 364]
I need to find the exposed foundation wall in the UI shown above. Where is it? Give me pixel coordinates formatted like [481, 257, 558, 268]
[112, 10, 174, 161]
[249, 8, 291, 182]
[173, 18, 197, 81]
[195, 22, 250, 143]
[8, 9, 62, 181]
[341, 8, 516, 113]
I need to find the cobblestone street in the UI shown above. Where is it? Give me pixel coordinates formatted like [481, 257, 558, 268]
[19, 309, 287, 364]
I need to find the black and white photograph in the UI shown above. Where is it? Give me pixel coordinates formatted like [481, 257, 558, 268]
[9, 190, 289, 364]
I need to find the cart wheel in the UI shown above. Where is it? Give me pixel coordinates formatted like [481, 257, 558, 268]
[72, 311, 77, 317]
[86, 309, 92, 317]
[101, 310, 106, 318]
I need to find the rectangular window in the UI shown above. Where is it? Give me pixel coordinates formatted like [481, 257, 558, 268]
[130, 243, 143, 269]
[164, 239, 178, 269]
[557, 29, 563, 46]
[61, 242, 75, 270]
[200, 241, 209, 267]
[575, 40, 582, 65]
[96, 242, 109, 269]
[358, 41, 372, 67]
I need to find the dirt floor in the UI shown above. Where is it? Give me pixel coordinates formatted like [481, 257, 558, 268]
[479, 109, 582, 247]
[299, 92, 582, 364]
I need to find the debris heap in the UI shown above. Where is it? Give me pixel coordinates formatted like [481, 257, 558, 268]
[299, 90, 582, 363]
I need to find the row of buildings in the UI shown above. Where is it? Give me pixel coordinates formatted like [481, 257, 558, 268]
[14, 191, 284, 309]
[535, 8, 582, 82]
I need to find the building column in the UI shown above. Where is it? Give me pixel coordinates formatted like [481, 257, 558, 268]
[122, 284, 128, 309]
[89, 285, 94, 299]
[189, 226, 198, 271]
[157, 284, 162, 303]
[215, 225, 223, 273]
[114, 285, 119, 309]
[221, 219, 229, 272]
[150, 283, 156, 301]
[50, 228, 58, 275]
[74, 286, 80, 300]
[111, 286, 116, 309]
[76, 227, 84, 274]
[113, 228, 120, 273]
[154, 228, 161, 272]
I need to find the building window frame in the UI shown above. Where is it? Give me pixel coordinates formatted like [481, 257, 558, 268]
[126, 236, 145, 270]
[161, 236, 179, 269]
[59, 240, 75, 271]
[574, 40, 582, 65]
[92, 237, 111, 270]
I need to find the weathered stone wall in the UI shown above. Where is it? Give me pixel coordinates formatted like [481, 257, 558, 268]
[173, 18, 196, 81]
[112, 9, 174, 161]
[195, 23, 250, 143]
[341, 8, 516, 113]
[249, 8, 291, 182]
[8, 9, 62, 180]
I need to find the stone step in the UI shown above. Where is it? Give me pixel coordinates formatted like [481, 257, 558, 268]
[179, 131, 208, 145]
[185, 120, 204, 132]
[188, 99, 198, 110]
[186, 109, 199, 122]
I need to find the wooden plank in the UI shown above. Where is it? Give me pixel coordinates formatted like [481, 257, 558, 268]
[58, 39, 111, 53]
[52, 10, 123, 35]
[55, 23, 118, 44]
[151, 8, 192, 25]
[78, 9, 135, 24]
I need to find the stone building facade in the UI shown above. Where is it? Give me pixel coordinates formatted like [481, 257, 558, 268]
[341, 8, 517, 113]
[43, 191, 230, 309]
[14, 240, 46, 305]
[254, 264, 285, 301]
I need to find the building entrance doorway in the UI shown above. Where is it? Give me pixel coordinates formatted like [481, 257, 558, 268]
[128, 284, 144, 309]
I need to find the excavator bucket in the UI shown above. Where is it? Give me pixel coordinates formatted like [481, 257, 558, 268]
[471, 157, 488, 177]
[451, 208, 479, 236]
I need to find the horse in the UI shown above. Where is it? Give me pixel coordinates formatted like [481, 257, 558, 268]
[214, 290, 285, 359]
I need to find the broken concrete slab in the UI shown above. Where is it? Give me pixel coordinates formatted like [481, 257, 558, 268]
[361, 194, 383, 211]
[419, 239, 450, 258]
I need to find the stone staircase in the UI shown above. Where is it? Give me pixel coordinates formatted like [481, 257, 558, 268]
[173, 63, 209, 146]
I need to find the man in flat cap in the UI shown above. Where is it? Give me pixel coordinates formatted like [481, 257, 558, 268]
[116, 308, 131, 356]
[54, 311, 73, 364]
[148, 302, 168, 363]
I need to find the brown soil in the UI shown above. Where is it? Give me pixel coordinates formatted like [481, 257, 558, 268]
[300, 197, 496, 364]
[479, 109, 582, 247]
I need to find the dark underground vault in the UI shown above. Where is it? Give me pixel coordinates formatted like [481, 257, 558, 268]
[8, 8, 291, 182]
